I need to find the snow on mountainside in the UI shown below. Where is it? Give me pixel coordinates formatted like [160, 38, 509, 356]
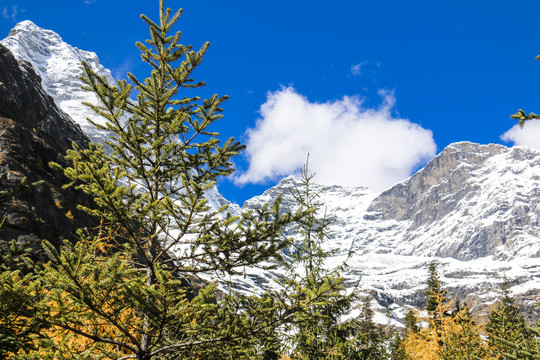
[241, 145, 540, 322]
[2, 21, 538, 323]
[1, 20, 114, 144]
[368, 142, 540, 260]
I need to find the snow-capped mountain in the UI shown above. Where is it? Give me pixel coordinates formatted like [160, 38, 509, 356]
[1, 20, 114, 144]
[2, 21, 538, 324]
[367, 142, 540, 260]
[241, 145, 540, 322]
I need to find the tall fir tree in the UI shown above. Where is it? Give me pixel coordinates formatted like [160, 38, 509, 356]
[351, 296, 390, 360]
[24, 1, 306, 358]
[424, 261, 451, 350]
[404, 308, 419, 334]
[425, 261, 446, 314]
[279, 162, 358, 359]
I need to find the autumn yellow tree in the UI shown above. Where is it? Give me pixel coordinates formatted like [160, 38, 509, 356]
[402, 264, 486, 360]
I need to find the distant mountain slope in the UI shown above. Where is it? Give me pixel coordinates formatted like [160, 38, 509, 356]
[241, 160, 539, 322]
[244, 142, 540, 264]
[241, 145, 540, 322]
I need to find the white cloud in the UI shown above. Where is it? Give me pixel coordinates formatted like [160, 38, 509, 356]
[351, 61, 367, 76]
[501, 120, 540, 149]
[2, 5, 19, 21]
[234, 87, 437, 192]
[83, 0, 96, 4]
[351, 60, 381, 76]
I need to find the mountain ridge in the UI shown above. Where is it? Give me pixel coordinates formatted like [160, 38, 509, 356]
[240, 165, 539, 322]
[368, 141, 540, 260]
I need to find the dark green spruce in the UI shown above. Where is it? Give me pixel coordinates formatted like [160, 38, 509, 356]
[486, 279, 537, 359]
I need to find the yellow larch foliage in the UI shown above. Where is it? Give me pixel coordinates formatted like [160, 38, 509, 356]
[403, 297, 488, 360]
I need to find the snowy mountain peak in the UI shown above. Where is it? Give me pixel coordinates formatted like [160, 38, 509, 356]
[7, 20, 77, 49]
[8, 20, 43, 35]
[367, 141, 540, 260]
[1, 20, 114, 144]
[369, 142, 507, 221]
[239, 143, 540, 322]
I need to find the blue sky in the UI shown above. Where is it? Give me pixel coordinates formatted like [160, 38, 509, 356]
[2, 0, 540, 204]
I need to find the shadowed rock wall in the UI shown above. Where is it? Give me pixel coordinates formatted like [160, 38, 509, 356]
[0, 44, 97, 252]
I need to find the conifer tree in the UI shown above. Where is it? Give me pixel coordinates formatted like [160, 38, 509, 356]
[486, 280, 532, 359]
[33, 1, 304, 358]
[404, 308, 419, 334]
[500, 327, 540, 360]
[0, 243, 43, 358]
[425, 262, 446, 314]
[423, 261, 452, 351]
[279, 163, 357, 359]
[352, 296, 390, 360]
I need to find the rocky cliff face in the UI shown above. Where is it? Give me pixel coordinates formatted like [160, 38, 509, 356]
[368, 142, 540, 261]
[0, 44, 97, 251]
